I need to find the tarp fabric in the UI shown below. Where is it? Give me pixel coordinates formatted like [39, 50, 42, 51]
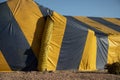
[0, 0, 120, 71]
[0, 0, 52, 71]
[38, 12, 67, 71]
[39, 13, 120, 71]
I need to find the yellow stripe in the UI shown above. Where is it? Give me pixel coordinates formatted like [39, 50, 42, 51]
[74, 16, 120, 35]
[38, 17, 54, 71]
[7, 0, 45, 57]
[103, 18, 120, 26]
[38, 12, 67, 71]
[107, 35, 120, 64]
[47, 12, 66, 71]
[0, 51, 11, 71]
[79, 30, 97, 71]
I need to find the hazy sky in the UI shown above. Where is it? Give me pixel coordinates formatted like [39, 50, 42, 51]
[1, 0, 120, 18]
[35, 0, 120, 18]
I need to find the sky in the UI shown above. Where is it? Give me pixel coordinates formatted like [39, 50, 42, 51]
[0, 0, 120, 18]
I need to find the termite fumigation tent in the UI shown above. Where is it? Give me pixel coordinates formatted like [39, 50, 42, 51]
[0, 0, 120, 71]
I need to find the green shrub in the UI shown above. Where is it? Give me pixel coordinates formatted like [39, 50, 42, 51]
[104, 62, 120, 75]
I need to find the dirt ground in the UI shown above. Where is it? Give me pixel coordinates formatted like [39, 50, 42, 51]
[0, 71, 120, 80]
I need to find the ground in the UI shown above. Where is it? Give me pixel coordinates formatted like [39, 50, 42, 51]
[0, 71, 120, 80]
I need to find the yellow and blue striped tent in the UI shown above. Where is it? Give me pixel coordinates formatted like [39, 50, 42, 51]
[0, 0, 120, 71]
[0, 0, 52, 71]
[38, 12, 120, 71]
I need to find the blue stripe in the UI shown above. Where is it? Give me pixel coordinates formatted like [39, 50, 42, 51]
[68, 16, 108, 36]
[36, 2, 53, 17]
[0, 2, 38, 71]
[116, 18, 120, 20]
[88, 17, 120, 32]
[57, 16, 88, 70]
[96, 35, 108, 70]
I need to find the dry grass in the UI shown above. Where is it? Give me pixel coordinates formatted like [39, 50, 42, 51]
[0, 71, 120, 80]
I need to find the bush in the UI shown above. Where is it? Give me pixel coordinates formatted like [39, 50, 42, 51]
[104, 62, 120, 75]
